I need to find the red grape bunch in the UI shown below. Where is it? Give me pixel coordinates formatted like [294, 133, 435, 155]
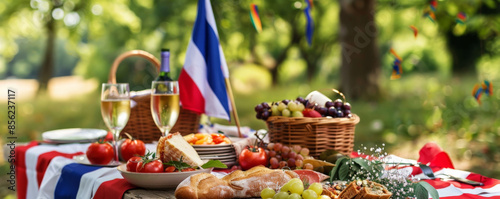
[254, 97, 316, 120]
[314, 99, 353, 118]
[254, 102, 272, 120]
[254, 97, 353, 121]
[265, 143, 314, 170]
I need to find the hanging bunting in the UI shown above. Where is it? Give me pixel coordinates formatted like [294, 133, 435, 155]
[482, 80, 493, 96]
[304, 0, 314, 46]
[308, 0, 314, 9]
[390, 48, 403, 80]
[472, 80, 494, 104]
[423, 0, 438, 22]
[410, 25, 418, 39]
[249, 4, 262, 33]
[456, 12, 467, 24]
[472, 84, 484, 104]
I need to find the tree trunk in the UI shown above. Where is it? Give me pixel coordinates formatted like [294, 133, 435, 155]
[37, 17, 56, 95]
[446, 31, 482, 75]
[339, 0, 380, 100]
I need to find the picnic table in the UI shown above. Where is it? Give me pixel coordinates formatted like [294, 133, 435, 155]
[12, 141, 500, 199]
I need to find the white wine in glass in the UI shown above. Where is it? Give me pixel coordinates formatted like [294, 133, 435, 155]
[101, 83, 130, 163]
[151, 81, 180, 137]
[101, 100, 130, 130]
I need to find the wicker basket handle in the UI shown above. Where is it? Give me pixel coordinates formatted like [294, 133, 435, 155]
[108, 50, 161, 83]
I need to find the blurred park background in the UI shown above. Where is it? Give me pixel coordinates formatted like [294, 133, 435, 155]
[1, 0, 500, 198]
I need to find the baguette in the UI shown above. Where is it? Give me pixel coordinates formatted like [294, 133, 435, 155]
[175, 173, 234, 199]
[175, 166, 299, 199]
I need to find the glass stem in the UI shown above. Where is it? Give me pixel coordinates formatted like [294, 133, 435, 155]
[162, 127, 170, 137]
[112, 129, 120, 162]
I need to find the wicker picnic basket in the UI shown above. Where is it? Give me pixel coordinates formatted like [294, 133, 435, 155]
[108, 50, 200, 143]
[265, 90, 360, 158]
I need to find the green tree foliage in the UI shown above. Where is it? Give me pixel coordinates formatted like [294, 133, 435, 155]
[0, 0, 498, 93]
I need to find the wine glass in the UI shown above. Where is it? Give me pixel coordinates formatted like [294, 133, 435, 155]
[101, 83, 130, 163]
[151, 81, 180, 137]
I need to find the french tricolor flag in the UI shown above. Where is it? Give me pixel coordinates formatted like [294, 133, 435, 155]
[179, 0, 231, 120]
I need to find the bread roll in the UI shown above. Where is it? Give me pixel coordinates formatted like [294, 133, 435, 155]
[175, 166, 299, 199]
[175, 173, 234, 199]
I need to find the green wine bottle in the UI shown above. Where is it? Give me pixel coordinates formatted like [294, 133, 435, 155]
[156, 49, 173, 81]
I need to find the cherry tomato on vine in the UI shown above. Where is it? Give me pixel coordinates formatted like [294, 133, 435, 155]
[126, 156, 142, 172]
[136, 159, 163, 173]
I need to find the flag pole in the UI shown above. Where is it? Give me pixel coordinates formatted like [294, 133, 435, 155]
[224, 78, 242, 138]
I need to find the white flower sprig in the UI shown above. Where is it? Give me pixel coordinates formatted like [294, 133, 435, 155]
[330, 144, 439, 199]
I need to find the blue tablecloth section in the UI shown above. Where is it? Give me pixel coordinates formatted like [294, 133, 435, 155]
[54, 163, 103, 199]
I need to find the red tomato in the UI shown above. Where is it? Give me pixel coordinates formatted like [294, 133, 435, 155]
[86, 142, 114, 165]
[136, 159, 163, 173]
[238, 146, 269, 170]
[126, 156, 142, 172]
[120, 139, 146, 162]
[181, 168, 196, 172]
[164, 166, 177, 173]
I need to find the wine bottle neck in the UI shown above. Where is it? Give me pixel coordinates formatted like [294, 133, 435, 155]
[157, 50, 173, 81]
[160, 50, 170, 73]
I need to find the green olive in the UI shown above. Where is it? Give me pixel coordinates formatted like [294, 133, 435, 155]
[323, 166, 334, 175]
[313, 166, 324, 173]
[319, 149, 339, 160]
[326, 153, 345, 164]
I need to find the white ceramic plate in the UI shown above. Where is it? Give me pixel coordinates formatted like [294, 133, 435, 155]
[195, 149, 236, 155]
[193, 146, 234, 152]
[199, 154, 237, 160]
[192, 144, 233, 148]
[216, 159, 237, 164]
[213, 156, 236, 162]
[117, 164, 212, 189]
[197, 152, 236, 157]
[220, 161, 236, 167]
[42, 128, 107, 143]
[73, 155, 121, 167]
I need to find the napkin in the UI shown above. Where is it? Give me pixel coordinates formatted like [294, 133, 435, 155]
[129, 89, 150, 108]
[231, 137, 254, 157]
[418, 142, 454, 169]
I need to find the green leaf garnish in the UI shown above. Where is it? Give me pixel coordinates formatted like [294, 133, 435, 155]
[140, 150, 155, 164]
[164, 156, 192, 171]
[201, 160, 228, 169]
[330, 156, 348, 182]
[416, 181, 440, 199]
[339, 161, 350, 180]
[414, 181, 429, 199]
